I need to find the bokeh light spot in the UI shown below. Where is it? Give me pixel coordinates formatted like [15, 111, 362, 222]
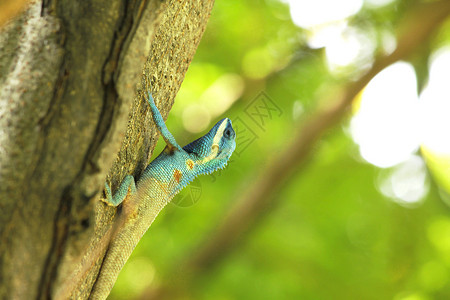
[242, 47, 275, 79]
[182, 104, 211, 133]
[393, 292, 430, 300]
[419, 47, 450, 155]
[350, 62, 420, 168]
[419, 261, 448, 291]
[113, 257, 155, 298]
[201, 73, 244, 116]
[378, 155, 429, 206]
[283, 0, 363, 28]
[427, 217, 450, 264]
[324, 25, 374, 72]
[365, 0, 395, 8]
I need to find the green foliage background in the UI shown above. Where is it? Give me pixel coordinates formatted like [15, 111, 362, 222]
[111, 1, 450, 299]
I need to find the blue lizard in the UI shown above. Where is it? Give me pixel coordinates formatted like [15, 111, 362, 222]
[89, 89, 236, 299]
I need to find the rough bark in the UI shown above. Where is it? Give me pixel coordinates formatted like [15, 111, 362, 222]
[0, 0, 214, 299]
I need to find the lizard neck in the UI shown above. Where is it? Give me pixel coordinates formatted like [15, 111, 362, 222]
[139, 148, 199, 197]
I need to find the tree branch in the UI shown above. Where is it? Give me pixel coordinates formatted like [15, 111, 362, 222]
[0, 0, 214, 298]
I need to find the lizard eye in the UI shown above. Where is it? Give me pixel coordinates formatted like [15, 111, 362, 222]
[223, 128, 232, 139]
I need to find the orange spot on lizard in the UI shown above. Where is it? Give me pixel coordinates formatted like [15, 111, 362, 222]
[186, 159, 194, 170]
[173, 169, 182, 183]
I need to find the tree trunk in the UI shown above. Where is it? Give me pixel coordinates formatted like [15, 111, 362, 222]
[0, 0, 214, 299]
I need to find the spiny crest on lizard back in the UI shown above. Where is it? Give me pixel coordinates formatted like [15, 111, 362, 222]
[183, 118, 236, 175]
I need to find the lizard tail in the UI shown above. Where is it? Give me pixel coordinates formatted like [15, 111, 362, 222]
[89, 215, 144, 299]
[90, 178, 171, 300]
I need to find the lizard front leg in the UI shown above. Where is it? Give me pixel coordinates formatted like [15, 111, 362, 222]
[103, 175, 137, 207]
[146, 91, 183, 150]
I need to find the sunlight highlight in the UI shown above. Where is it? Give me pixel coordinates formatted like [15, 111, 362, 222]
[284, 0, 373, 73]
[419, 48, 450, 154]
[350, 62, 420, 168]
[182, 73, 244, 133]
[365, 0, 395, 8]
[284, 0, 362, 28]
[349, 49, 450, 206]
[324, 25, 374, 72]
[379, 155, 429, 206]
[351, 48, 450, 167]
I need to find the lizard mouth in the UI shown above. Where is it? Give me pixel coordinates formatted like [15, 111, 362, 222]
[215, 147, 234, 168]
[217, 148, 232, 160]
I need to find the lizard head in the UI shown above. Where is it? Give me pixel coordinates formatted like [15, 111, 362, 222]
[183, 118, 236, 175]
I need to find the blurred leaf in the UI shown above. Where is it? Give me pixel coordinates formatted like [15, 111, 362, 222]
[422, 146, 450, 194]
[409, 45, 431, 94]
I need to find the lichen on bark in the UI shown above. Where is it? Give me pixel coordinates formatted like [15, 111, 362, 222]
[0, 0, 214, 298]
